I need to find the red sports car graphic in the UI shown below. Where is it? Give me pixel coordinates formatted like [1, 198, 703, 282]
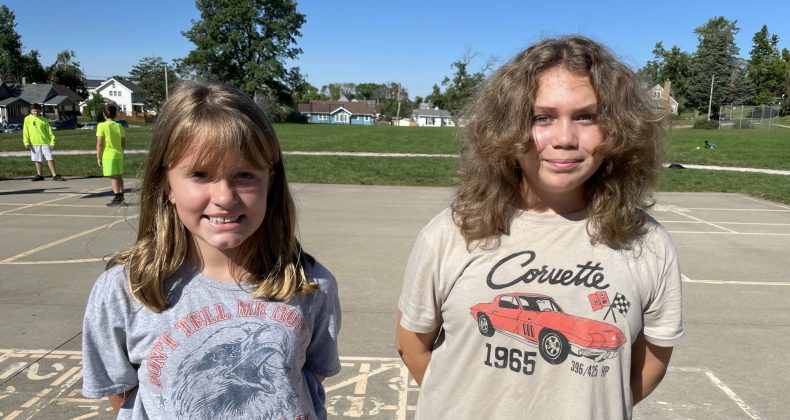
[470, 293, 626, 364]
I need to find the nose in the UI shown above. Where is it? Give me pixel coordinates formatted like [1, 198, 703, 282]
[550, 119, 578, 149]
[211, 179, 238, 207]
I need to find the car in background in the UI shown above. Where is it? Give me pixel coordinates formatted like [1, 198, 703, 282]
[470, 292, 626, 364]
[51, 119, 77, 130]
[80, 122, 97, 130]
[116, 119, 129, 128]
[2, 123, 22, 133]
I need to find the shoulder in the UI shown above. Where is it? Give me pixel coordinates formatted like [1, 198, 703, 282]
[420, 208, 461, 240]
[88, 265, 133, 304]
[635, 212, 678, 260]
[304, 256, 337, 293]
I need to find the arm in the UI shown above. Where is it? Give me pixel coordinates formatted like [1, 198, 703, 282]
[96, 136, 104, 167]
[121, 136, 126, 150]
[630, 331, 674, 405]
[396, 311, 440, 385]
[107, 386, 137, 414]
[22, 119, 29, 148]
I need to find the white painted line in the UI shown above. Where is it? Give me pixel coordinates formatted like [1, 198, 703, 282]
[671, 366, 762, 419]
[0, 215, 138, 264]
[678, 208, 790, 212]
[0, 194, 75, 216]
[736, 194, 790, 210]
[666, 207, 738, 233]
[667, 231, 790, 236]
[0, 258, 106, 265]
[664, 221, 790, 226]
[682, 274, 790, 286]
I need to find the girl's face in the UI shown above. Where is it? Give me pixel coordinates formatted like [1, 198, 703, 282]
[167, 147, 273, 261]
[517, 65, 604, 213]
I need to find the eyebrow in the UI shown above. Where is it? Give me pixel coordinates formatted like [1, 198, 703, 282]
[533, 104, 597, 114]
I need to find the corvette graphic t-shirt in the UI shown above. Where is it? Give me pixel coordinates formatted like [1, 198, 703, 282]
[82, 261, 340, 420]
[399, 208, 683, 420]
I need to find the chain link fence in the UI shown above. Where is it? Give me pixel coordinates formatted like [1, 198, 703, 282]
[718, 105, 781, 129]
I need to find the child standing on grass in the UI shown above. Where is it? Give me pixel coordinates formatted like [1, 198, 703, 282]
[95, 104, 126, 206]
[82, 82, 341, 419]
[23, 103, 64, 181]
[396, 35, 683, 419]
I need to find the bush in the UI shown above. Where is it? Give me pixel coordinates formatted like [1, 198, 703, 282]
[731, 120, 752, 129]
[693, 120, 719, 129]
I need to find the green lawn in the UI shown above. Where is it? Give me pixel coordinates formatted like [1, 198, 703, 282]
[2, 124, 789, 204]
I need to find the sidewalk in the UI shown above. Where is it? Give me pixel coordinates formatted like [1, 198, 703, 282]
[2, 149, 789, 176]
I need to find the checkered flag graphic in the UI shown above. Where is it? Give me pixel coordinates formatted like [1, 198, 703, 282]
[611, 293, 630, 315]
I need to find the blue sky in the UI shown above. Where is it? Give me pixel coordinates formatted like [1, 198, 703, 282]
[6, 0, 790, 98]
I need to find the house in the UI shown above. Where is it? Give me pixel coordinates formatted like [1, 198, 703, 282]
[297, 98, 379, 125]
[82, 77, 147, 116]
[0, 81, 82, 124]
[414, 102, 455, 127]
[649, 83, 678, 115]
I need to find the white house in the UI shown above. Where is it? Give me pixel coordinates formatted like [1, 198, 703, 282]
[81, 77, 147, 116]
[414, 102, 455, 127]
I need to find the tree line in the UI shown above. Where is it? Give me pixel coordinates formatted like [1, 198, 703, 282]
[2, 3, 787, 122]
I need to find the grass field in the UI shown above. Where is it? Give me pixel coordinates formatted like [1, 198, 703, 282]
[1, 123, 788, 204]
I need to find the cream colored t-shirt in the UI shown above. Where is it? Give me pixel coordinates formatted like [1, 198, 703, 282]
[399, 208, 683, 420]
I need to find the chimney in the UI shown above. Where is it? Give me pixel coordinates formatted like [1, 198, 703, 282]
[22, 77, 26, 85]
[661, 80, 672, 107]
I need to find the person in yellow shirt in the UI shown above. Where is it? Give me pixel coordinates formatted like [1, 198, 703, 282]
[23, 103, 65, 181]
[96, 104, 127, 206]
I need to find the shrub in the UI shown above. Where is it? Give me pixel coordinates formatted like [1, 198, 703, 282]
[693, 120, 719, 129]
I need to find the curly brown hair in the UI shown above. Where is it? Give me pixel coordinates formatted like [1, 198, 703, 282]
[108, 81, 316, 311]
[452, 35, 668, 250]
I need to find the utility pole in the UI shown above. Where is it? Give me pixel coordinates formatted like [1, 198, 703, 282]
[707, 75, 714, 121]
[164, 65, 169, 99]
[395, 83, 402, 124]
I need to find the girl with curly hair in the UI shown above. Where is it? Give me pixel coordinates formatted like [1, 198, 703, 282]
[397, 35, 683, 419]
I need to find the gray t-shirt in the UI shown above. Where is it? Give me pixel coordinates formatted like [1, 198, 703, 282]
[399, 208, 683, 420]
[82, 260, 340, 419]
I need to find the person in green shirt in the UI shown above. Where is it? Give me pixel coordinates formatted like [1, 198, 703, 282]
[96, 104, 126, 206]
[23, 103, 65, 181]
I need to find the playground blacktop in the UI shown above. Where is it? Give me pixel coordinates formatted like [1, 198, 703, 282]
[1, 177, 789, 419]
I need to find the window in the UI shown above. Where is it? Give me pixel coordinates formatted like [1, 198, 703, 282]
[335, 113, 348, 123]
[498, 296, 518, 309]
[651, 89, 661, 99]
[317, 114, 327, 121]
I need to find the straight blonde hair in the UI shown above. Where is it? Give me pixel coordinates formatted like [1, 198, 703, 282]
[108, 81, 316, 311]
[453, 35, 668, 249]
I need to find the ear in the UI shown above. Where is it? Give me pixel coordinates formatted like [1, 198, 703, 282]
[166, 184, 175, 204]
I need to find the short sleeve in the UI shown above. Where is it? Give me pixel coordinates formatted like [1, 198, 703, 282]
[81, 266, 139, 398]
[642, 227, 684, 347]
[398, 224, 443, 333]
[304, 265, 341, 378]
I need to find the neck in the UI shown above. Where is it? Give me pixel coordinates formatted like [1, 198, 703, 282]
[518, 183, 588, 215]
[186, 241, 246, 283]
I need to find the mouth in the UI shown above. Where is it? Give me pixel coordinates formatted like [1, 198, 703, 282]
[205, 215, 243, 224]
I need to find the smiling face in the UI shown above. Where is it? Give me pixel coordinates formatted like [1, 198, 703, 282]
[166, 144, 272, 265]
[517, 65, 604, 213]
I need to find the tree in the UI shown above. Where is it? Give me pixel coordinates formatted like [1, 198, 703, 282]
[0, 5, 23, 82]
[639, 42, 692, 109]
[83, 94, 106, 122]
[685, 17, 747, 114]
[748, 25, 786, 105]
[48, 50, 85, 95]
[19, 49, 47, 83]
[129, 56, 178, 112]
[427, 49, 492, 114]
[182, 0, 306, 106]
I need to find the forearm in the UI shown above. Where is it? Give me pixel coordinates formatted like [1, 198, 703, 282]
[630, 332, 673, 404]
[399, 346, 433, 385]
[395, 312, 439, 386]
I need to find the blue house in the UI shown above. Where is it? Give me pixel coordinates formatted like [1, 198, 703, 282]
[298, 98, 379, 125]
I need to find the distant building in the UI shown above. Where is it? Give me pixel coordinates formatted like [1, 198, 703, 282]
[0, 80, 82, 124]
[81, 77, 147, 116]
[298, 98, 379, 125]
[413, 102, 455, 127]
[649, 82, 678, 115]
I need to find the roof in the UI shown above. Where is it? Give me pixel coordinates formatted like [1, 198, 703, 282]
[52, 83, 84, 102]
[298, 100, 379, 115]
[44, 95, 75, 106]
[83, 78, 104, 90]
[96, 77, 146, 94]
[19, 84, 55, 105]
[415, 108, 452, 118]
[0, 96, 29, 106]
